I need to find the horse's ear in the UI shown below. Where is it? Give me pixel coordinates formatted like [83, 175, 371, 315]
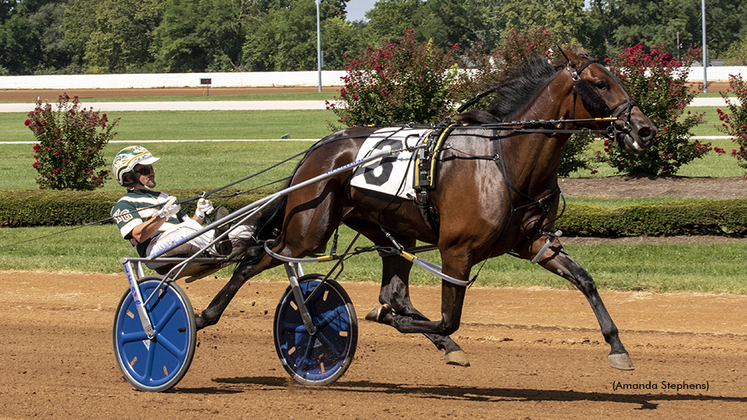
[563, 49, 584, 69]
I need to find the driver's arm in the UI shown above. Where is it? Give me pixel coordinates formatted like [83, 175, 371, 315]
[130, 215, 166, 243]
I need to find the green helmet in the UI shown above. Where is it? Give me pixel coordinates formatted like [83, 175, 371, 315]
[112, 146, 160, 187]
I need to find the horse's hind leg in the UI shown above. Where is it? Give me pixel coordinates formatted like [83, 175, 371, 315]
[530, 240, 634, 370]
[367, 252, 470, 366]
[347, 221, 470, 367]
[195, 254, 279, 330]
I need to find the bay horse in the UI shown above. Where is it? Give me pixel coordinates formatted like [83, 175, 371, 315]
[196, 50, 657, 371]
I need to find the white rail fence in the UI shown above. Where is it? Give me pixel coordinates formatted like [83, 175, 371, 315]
[0, 71, 347, 90]
[1, 67, 745, 90]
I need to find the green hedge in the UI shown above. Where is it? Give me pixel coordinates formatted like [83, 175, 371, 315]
[3, 190, 747, 237]
[556, 200, 747, 237]
[0, 189, 273, 227]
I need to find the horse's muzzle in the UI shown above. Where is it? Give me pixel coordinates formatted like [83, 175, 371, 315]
[618, 112, 657, 154]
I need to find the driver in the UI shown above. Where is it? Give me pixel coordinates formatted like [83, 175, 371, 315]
[110, 146, 248, 265]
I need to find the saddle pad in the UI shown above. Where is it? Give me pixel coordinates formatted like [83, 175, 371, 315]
[350, 127, 433, 199]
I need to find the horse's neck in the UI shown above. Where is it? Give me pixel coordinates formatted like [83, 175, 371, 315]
[502, 84, 572, 196]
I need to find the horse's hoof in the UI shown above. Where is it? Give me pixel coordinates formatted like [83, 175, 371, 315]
[608, 353, 635, 370]
[365, 304, 392, 323]
[445, 350, 470, 367]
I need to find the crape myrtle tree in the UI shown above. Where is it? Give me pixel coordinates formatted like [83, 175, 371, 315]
[453, 27, 596, 176]
[717, 75, 747, 171]
[26, 94, 118, 190]
[330, 27, 596, 177]
[328, 29, 458, 127]
[599, 43, 707, 176]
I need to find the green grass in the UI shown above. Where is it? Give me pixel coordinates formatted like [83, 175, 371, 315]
[570, 136, 745, 178]
[0, 140, 317, 191]
[2, 97, 746, 293]
[2, 224, 745, 293]
[0, 109, 337, 142]
[1, 104, 742, 191]
[564, 196, 710, 208]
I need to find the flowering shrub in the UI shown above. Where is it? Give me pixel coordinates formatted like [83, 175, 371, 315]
[26, 93, 118, 190]
[599, 43, 707, 176]
[327, 30, 458, 127]
[716, 74, 747, 170]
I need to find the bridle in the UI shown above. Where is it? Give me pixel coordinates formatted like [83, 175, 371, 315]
[459, 56, 638, 140]
[565, 56, 637, 136]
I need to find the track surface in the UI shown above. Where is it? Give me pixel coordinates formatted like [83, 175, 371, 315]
[1, 271, 745, 419]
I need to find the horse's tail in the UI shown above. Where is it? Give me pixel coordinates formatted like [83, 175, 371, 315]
[239, 129, 366, 261]
[252, 135, 328, 245]
[253, 193, 287, 245]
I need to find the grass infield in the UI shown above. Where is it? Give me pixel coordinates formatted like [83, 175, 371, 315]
[1, 97, 746, 293]
[1, 224, 746, 294]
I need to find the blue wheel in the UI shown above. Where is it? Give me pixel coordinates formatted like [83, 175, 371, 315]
[274, 275, 358, 386]
[112, 276, 196, 392]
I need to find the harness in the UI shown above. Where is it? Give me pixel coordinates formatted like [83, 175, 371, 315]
[412, 122, 458, 232]
[410, 122, 565, 256]
[413, 56, 635, 263]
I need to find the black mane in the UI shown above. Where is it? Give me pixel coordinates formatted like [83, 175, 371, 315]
[456, 59, 563, 124]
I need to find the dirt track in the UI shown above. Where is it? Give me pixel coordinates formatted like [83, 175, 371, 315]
[1, 270, 745, 419]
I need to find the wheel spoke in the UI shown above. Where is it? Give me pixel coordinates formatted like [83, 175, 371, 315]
[118, 330, 149, 344]
[150, 290, 180, 332]
[156, 333, 186, 360]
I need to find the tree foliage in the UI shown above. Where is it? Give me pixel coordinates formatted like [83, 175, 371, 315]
[64, 0, 164, 73]
[2, 0, 747, 74]
[723, 34, 747, 65]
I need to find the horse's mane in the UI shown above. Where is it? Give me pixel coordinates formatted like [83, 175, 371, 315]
[456, 59, 563, 124]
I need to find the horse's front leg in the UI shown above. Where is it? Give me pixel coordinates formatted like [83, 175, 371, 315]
[530, 240, 635, 370]
[366, 253, 470, 366]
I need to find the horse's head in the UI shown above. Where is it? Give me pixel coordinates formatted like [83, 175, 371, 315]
[562, 50, 657, 154]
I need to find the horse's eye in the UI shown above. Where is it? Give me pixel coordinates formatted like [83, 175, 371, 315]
[595, 80, 609, 90]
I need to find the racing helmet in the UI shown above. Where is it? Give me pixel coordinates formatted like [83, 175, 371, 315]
[112, 146, 160, 187]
